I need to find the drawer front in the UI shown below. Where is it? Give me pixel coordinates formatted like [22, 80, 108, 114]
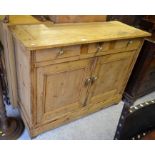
[36, 45, 81, 62]
[88, 42, 110, 53]
[88, 39, 141, 54]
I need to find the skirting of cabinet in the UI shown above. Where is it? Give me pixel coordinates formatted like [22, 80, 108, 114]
[22, 95, 121, 138]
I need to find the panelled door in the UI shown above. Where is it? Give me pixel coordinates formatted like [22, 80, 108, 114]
[36, 50, 136, 124]
[36, 59, 92, 124]
[87, 51, 136, 105]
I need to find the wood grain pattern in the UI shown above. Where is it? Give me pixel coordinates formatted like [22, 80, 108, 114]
[87, 51, 136, 105]
[36, 45, 81, 62]
[10, 21, 150, 137]
[31, 95, 121, 137]
[13, 38, 32, 123]
[10, 21, 151, 50]
[36, 59, 91, 124]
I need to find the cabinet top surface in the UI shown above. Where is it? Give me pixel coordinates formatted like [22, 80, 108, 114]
[10, 21, 151, 50]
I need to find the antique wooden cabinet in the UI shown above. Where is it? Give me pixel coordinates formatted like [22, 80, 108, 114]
[10, 21, 150, 137]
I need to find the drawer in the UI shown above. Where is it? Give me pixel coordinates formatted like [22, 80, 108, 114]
[88, 42, 110, 53]
[114, 39, 141, 50]
[88, 39, 141, 54]
[36, 45, 81, 62]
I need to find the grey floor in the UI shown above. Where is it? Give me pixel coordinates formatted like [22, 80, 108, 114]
[6, 91, 155, 140]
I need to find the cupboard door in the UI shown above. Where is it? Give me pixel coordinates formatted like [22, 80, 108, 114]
[87, 51, 136, 105]
[36, 59, 91, 124]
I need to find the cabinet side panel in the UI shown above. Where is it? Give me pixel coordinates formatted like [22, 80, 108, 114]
[120, 39, 144, 95]
[13, 38, 31, 122]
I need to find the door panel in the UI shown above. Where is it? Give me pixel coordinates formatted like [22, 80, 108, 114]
[36, 59, 91, 124]
[88, 51, 135, 105]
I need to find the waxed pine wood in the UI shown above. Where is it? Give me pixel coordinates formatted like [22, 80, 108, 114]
[87, 51, 137, 105]
[36, 59, 91, 124]
[10, 21, 150, 137]
[10, 21, 150, 50]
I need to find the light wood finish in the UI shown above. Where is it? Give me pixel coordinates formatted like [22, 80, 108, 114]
[10, 21, 150, 137]
[0, 16, 45, 107]
[10, 21, 150, 50]
[87, 51, 137, 106]
[36, 59, 91, 124]
[48, 15, 107, 23]
[88, 38, 141, 54]
[13, 39, 31, 123]
[36, 45, 81, 62]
